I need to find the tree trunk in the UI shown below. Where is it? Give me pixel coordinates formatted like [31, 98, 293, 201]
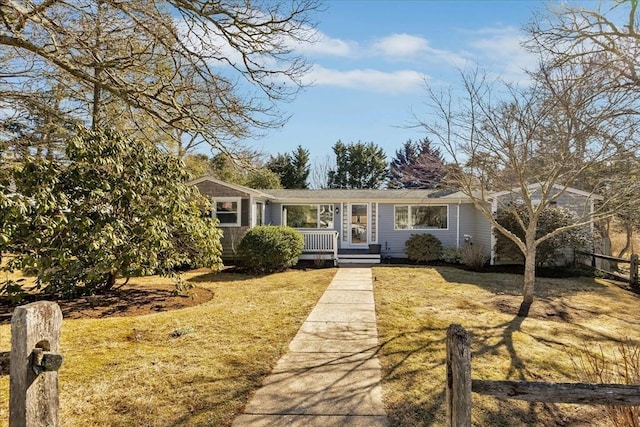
[617, 221, 633, 258]
[103, 272, 116, 293]
[521, 240, 536, 313]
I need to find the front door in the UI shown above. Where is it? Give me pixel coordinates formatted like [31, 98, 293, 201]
[349, 203, 368, 246]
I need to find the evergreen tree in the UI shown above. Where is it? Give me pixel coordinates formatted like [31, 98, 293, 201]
[267, 145, 310, 188]
[389, 138, 446, 189]
[327, 141, 388, 189]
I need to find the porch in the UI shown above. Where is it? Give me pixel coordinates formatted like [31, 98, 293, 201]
[297, 230, 381, 265]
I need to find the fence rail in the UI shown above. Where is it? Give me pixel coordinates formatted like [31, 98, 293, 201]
[445, 324, 640, 427]
[578, 252, 639, 288]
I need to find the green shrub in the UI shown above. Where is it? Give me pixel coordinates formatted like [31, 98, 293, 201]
[405, 233, 443, 263]
[238, 226, 304, 273]
[495, 203, 592, 266]
[441, 247, 462, 264]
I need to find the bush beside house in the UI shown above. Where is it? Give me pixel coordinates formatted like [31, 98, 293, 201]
[495, 204, 592, 266]
[238, 226, 304, 273]
[405, 233, 443, 263]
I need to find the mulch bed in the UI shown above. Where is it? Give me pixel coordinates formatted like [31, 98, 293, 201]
[0, 283, 213, 323]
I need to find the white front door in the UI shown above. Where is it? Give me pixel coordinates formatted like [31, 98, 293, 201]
[349, 203, 369, 246]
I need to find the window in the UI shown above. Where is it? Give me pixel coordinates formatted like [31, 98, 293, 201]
[283, 204, 334, 228]
[214, 197, 241, 226]
[394, 205, 447, 230]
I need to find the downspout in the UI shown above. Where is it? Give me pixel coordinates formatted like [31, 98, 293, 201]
[456, 201, 461, 249]
[490, 198, 497, 265]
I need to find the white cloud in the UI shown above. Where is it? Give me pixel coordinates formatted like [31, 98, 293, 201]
[373, 33, 428, 58]
[371, 33, 468, 67]
[303, 65, 426, 94]
[467, 26, 538, 83]
[294, 31, 356, 57]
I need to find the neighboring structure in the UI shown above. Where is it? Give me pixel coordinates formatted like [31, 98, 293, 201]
[189, 177, 599, 265]
[491, 183, 601, 265]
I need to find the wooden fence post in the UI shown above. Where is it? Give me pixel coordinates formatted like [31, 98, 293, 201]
[630, 254, 639, 288]
[10, 301, 64, 427]
[446, 324, 472, 427]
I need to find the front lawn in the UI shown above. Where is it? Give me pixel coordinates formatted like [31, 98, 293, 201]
[374, 266, 640, 426]
[0, 268, 334, 426]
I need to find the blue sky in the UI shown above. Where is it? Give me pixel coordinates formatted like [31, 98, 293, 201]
[245, 0, 551, 166]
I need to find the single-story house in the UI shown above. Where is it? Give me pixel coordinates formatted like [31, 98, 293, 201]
[189, 177, 600, 265]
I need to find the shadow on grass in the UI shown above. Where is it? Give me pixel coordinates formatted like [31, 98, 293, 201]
[378, 315, 613, 425]
[187, 271, 261, 283]
[433, 265, 609, 299]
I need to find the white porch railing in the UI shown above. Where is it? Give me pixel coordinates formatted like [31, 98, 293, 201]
[298, 230, 339, 262]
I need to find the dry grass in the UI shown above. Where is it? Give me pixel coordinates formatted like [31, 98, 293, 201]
[373, 265, 640, 426]
[573, 341, 640, 427]
[608, 222, 640, 259]
[0, 268, 334, 426]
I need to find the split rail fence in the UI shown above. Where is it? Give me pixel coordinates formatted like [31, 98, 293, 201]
[446, 324, 640, 427]
[578, 251, 639, 288]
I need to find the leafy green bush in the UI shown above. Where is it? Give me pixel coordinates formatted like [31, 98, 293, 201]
[495, 203, 591, 266]
[405, 233, 443, 263]
[238, 226, 304, 273]
[0, 128, 223, 299]
[441, 247, 462, 264]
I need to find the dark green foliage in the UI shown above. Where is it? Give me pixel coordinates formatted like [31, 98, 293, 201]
[327, 140, 388, 189]
[1, 127, 223, 299]
[267, 145, 310, 189]
[238, 225, 304, 273]
[389, 138, 446, 189]
[495, 203, 591, 266]
[244, 168, 282, 189]
[405, 234, 443, 262]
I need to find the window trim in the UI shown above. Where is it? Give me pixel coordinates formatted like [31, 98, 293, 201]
[282, 204, 335, 229]
[214, 197, 242, 227]
[394, 204, 449, 230]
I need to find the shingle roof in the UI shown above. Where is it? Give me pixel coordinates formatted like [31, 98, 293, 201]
[263, 188, 470, 202]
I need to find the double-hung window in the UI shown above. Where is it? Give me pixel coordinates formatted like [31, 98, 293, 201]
[214, 197, 241, 226]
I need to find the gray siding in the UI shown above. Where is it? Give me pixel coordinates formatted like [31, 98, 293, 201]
[496, 187, 592, 219]
[551, 191, 591, 218]
[377, 203, 479, 259]
[471, 204, 492, 252]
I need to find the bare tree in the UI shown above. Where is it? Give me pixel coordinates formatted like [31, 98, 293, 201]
[527, 0, 640, 260]
[415, 63, 638, 312]
[527, 0, 640, 90]
[0, 0, 321, 157]
[309, 154, 334, 189]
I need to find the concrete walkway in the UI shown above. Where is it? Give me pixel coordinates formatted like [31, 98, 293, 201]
[232, 267, 387, 426]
